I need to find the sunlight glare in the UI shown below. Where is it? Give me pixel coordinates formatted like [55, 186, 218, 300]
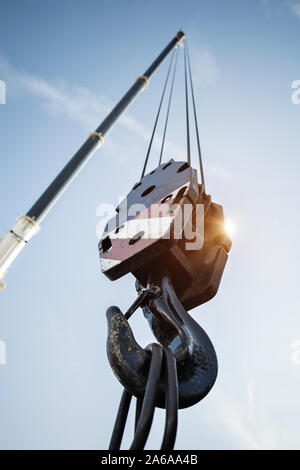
[224, 218, 237, 238]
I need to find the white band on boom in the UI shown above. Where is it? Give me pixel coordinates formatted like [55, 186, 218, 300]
[0, 215, 40, 290]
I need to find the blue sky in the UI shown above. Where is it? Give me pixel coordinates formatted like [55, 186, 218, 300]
[0, 0, 300, 450]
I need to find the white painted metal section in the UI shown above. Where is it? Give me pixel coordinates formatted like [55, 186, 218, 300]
[0, 215, 40, 290]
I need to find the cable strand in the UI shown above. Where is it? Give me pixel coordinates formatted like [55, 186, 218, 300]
[129, 344, 163, 450]
[186, 41, 205, 190]
[160, 347, 178, 450]
[141, 49, 176, 178]
[184, 46, 191, 166]
[108, 389, 132, 450]
[158, 46, 179, 166]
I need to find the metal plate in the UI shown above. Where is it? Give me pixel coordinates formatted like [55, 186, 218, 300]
[99, 160, 199, 280]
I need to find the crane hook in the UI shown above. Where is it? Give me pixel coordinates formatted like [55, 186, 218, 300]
[106, 268, 218, 409]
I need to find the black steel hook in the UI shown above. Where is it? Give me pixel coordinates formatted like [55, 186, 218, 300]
[106, 268, 218, 410]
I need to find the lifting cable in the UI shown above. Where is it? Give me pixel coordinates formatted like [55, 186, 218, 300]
[141, 49, 176, 179]
[108, 344, 178, 451]
[158, 47, 179, 166]
[184, 45, 191, 166]
[186, 40, 206, 190]
[141, 42, 205, 190]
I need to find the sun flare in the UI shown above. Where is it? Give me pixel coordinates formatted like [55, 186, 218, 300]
[224, 218, 237, 238]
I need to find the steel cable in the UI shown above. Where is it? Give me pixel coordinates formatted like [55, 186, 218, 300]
[141, 49, 176, 178]
[158, 47, 179, 165]
[160, 347, 178, 450]
[129, 343, 163, 450]
[108, 389, 132, 450]
[184, 45, 191, 166]
[186, 41, 206, 190]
